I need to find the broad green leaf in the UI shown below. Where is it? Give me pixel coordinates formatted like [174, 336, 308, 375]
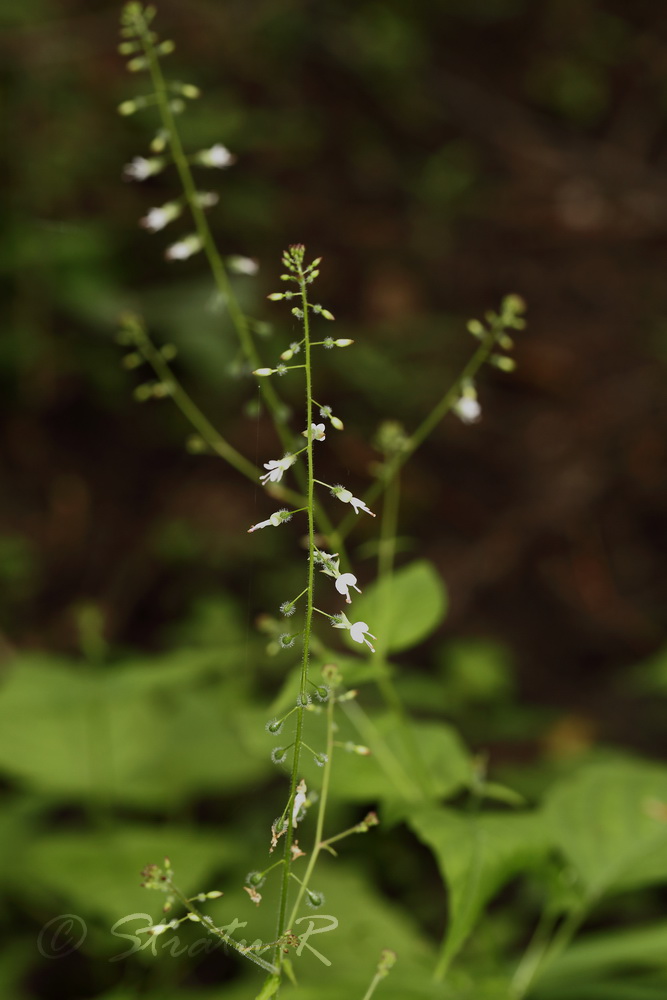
[543, 758, 667, 899]
[300, 713, 471, 805]
[351, 560, 447, 653]
[409, 806, 550, 965]
[437, 638, 515, 708]
[532, 974, 667, 1000]
[0, 795, 43, 888]
[535, 920, 667, 989]
[0, 656, 271, 804]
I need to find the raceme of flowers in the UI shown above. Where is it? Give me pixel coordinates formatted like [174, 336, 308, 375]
[248, 246, 377, 660]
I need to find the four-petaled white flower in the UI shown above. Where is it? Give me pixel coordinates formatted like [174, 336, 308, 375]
[248, 510, 289, 533]
[198, 143, 236, 168]
[165, 234, 203, 260]
[140, 202, 181, 232]
[302, 423, 326, 442]
[333, 486, 375, 517]
[260, 454, 296, 485]
[123, 156, 164, 181]
[333, 613, 376, 652]
[454, 396, 481, 424]
[335, 572, 361, 604]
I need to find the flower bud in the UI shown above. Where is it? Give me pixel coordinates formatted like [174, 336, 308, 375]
[492, 355, 516, 372]
[127, 55, 149, 72]
[122, 352, 142, 370]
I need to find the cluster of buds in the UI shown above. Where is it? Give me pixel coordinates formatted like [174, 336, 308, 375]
[140, 857, 176, 913]
[456, 294, 526, 424]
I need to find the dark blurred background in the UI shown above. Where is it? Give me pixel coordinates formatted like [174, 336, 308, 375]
[3, 0, 666, 743]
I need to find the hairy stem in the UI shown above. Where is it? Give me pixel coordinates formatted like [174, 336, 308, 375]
[275, 260, 316, 966]
[286, 691, 335, 925]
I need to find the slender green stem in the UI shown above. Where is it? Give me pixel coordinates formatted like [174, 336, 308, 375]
[275, 258, 317, 967]
[361, 970, 384, 1000]
[138, 23, 260, 373]
[286, 691, 335, 925]
[508, 904, 588, 998]
[373, 472, 434, 797]
[337, 324, 503, 542]
[129, 319, 262, 484]
[135, 17, 346, 558]
[166, 879, 279, 975]
[508, 906, 560, 999]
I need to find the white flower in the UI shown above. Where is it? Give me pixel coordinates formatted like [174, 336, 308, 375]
[227, 255, 259, 275]
[259, 453, 296, 485]
[139, 202, 181, 232]
[335, 572, 361, 604]
[197, 143, 236, 168]
[248, 510, 290, 533]
[350, 621, 376, 652]
[165, 234, 202, 260]
[454, 396, 481, 424]
[292, 779, 307, 828]
[195, 191, 219, 208]
[332, 486, 375, 517]
[333, 613, 376, 652]
[302, 422, 326, 442]
[123, 156, 164, 181]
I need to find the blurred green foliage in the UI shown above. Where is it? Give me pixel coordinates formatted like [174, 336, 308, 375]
[2, 0, 667, 998]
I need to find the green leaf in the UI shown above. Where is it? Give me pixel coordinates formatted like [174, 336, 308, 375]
[408, 806, 550, 966]
[0, 655, 271, 805]
[301, 713, 470, 805]
[533, 974, 667, 1000]
[543, 757, 667, 899]
[535, 920, 667, 991]
[351, 560, 447, 653]
[254, 975, 281, 1000]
